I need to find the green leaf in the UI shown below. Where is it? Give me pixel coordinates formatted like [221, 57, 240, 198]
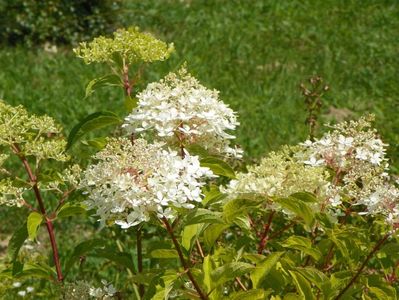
[57, 203, 86, 219]
[27, 211, 43, 240]
[230, 289, 271, 300]
[223, 198, 261, 223]
[85, 74, 122, 98]
[203, 224, 229, 250]
[150, 249, 179, 259]
[185, 144, 211, 158]
[200, 157, 236, 179]
[181, 224, 202, 252]
[295, 267, 329, 292]
[281, 236, 321, 261]
[90, 248, 135, 273]
[274, 196, 315, 227]
[65, 239, 105, 273]
[203, 255, 214, 293]
[185, 208, 225, 226]
[290, 192, 318, 203]
[7, 222, 28, 261]
[81, 137, 108, 150]
[250, 252, 284, 288]
[289, 270, 316, 300]
[202, 185, 226, 206]
[125, 95, 138, 111]
[212, 262, 254, 287]
[67, 111, 121, 149]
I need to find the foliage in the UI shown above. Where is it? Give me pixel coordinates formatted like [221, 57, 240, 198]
[1, 20, 399, 300]
[0, 0, 123, 46]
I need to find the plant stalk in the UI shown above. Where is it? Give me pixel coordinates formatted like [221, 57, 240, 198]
[137, 226, 145, 298]
[334, 233, 390, 299]
[161, 217, 208, 300]
[11, 144, 63, 282]
[257, 211, 275, 254]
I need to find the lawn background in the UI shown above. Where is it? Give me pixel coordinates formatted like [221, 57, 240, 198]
[0, 0, 398, 166]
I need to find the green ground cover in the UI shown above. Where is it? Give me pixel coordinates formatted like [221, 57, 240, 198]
[0, 0, 398, 163]
[0, 1, 398, 297]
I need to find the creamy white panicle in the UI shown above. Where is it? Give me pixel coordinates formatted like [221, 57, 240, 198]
[225, 116, 399, 226]
[80, 138, 214, 228]
[123, 67, 242, 157]
[299, 116, 399, 224]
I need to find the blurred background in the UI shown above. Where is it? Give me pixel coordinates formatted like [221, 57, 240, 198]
[0, 2, 398, 295]
[0, 0, 398, 164]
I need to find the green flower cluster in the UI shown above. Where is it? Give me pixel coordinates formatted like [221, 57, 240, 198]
[74, 27, 174, 65]
[0, 100, 68, 162]
[225, 146, 329, 202]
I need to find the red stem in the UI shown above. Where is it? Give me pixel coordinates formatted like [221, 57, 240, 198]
[123, 65, 132, 97]
[334, 233, 390, 299]
[161, 217, 208, 300]
[11, 144, 63, 282]
[137, 226, 145, 297]
[257, 211, 275, 254]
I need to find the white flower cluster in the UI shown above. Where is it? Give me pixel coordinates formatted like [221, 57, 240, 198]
[12, 282, 34, 298]
[89, 280, 117, 299]
[299, 116, 399, 223]
[300, 117, 387, 169]
[224, 116, 399, 226]
[80, 138, 214, 228]
[223, 147, 330, 212]
[123, 67, 242, 157]
[0, 179, 26, 207]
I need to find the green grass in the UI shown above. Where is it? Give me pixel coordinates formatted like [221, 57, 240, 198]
[0, 0, 398, 164]
[0, 1, 398, 296]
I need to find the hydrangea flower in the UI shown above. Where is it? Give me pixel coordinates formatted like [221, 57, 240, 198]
[74, 27, 174, 65]
[0, 100, 68, 162]
[123, 67, 242, 158]
[80, 138, 215, 228]
[223, 146, 330, 212]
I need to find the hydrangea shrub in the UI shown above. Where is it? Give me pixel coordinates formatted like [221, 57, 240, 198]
[0, 27, 398, 300]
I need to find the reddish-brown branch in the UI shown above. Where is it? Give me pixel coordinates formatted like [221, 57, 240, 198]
[257, 211, 275, 254]
[269, 221, 296, 240]
[137, 226, 145, 297]
[11, 144, 63, 282]
[161, 217, 208, 300]
[334, 233, 390, 300]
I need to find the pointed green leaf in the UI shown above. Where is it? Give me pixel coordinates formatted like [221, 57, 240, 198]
[57, 203, 86, 219]
[85, 74, 122, 98]
[181, 224, 202, 252]
[230, 289, 271, 300]
[125, 96, 138, 111]
[223, 198, 262, 223]
[289, 270, 316, 300]
[281, 236, 321, 260]
[65, 239, 105, 273]
[7, 222, 28, 261]
[203, 255, 214, 293]
[295, 267, 329, 292]
[251, 252, 284, 288]
[81, 137, 108, 150]
[212, 262, 254, 287]
[202, 185, 226, 206]
[150, 249, 179, 259]
[27, 212, 43, 240]
[90, 248, 135, 273]
[67, 111, 121, 149]
[185, 208, 225, 226]
[203, 224, 229, 250]
[200, 157, 235, 178]
[290, 192, 318, 203]
[274, 197, 315, 227]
